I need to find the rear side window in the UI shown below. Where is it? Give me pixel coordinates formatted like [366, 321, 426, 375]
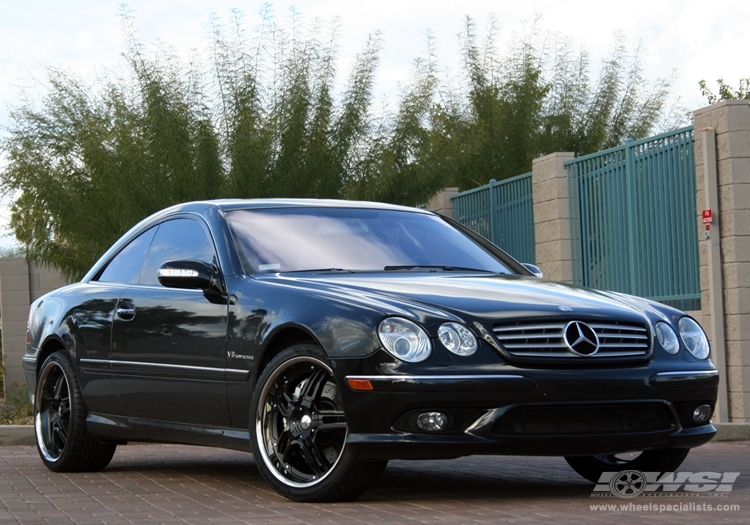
[138, 219, 216, 286]
[98, 227, 157, 284]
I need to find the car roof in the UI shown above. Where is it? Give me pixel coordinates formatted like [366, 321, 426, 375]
[159, 198, 433, 215]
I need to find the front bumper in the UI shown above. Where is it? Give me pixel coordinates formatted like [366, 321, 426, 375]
[334, 363, 719, 462]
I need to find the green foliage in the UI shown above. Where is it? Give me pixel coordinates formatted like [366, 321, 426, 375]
[699, 78, 750, 105]
[0, 345, 34, 425]
[0, 381, 33, 425]
[0, 9, 675, 280]
[346, 35, 444, 203]
[435, 20, 673, 190]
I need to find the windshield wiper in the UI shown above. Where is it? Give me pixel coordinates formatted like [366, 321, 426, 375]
[383, 265, 497, 273]
[285, 268, 356, 273]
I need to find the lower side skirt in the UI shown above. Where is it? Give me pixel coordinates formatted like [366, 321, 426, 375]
[86, 413, 252, 453]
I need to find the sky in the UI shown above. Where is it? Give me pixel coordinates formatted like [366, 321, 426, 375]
[0, 0, 748, 250]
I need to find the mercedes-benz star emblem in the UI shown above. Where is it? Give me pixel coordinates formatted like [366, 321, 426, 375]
[564, 321, 599, 356]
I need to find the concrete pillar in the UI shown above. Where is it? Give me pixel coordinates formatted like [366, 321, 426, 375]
[426, 187, 459, 218]
[693, 100, 750, 422]
[0, 258, 68, 395]
[531, 152, 575, 283]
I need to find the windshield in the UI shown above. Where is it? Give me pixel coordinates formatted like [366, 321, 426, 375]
[226, 207, 513, 274]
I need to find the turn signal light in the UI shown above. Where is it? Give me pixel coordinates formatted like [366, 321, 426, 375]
[347, 378, 373, 391]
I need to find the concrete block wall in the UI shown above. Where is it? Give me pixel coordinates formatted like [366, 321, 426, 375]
[0, 258, 68, 395]
[694, 100, 750, 422]
[29, 263, 67, 302]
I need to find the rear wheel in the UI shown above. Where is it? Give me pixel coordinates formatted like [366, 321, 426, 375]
[250, 344, 387, 501]
[565, 447, 690, 483]
[35, 351, 117, 472]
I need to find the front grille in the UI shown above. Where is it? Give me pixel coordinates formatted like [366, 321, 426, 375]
[492, 403, 674, 435]
[492, 321, 649, 359]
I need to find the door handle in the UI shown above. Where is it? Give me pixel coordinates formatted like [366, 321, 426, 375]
[116, 306, 136, 321]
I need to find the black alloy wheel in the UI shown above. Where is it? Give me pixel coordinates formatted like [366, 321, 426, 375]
[250, 344, 387, 501]
[565, 448, 690, 484]
[34, 352, 117, 472]
[36, 357, 71, 462]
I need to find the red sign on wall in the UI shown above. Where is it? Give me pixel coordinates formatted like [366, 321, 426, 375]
[702, 209, 713, 224]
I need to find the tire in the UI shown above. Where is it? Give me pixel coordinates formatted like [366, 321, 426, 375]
[250, 344, 387, 502]
[565, 447, 690, 483]
[34, 351, 117, 472]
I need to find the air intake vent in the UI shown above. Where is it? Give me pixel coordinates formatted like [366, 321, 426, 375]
[492, 403, 673, 435]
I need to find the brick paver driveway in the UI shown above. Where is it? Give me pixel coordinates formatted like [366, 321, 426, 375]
[1, 441, 748, 524]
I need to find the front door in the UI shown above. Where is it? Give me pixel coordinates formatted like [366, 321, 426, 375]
[110, 218, 231, 427]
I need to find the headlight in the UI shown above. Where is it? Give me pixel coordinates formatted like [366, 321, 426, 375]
[438, 322, 478, 356]
[679, 317, 710, 359]
[378, 318, 432, 362]
[655, 322, 679, 354]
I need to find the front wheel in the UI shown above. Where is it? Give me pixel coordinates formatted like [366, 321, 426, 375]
[250, 344, 387, 501]
[565, 447, 690, 483]
[35, 351, 117, 472]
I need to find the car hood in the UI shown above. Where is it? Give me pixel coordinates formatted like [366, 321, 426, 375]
[265, 273, 649, 326]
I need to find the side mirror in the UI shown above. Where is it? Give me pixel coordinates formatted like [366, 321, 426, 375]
[158, 260, 217, 290]
[522, 263, 543, 278]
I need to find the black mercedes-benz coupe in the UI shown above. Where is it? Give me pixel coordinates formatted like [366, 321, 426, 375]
[23, 199, 718, 501]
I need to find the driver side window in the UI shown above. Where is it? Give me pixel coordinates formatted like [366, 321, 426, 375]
[138, 219, 217, 286]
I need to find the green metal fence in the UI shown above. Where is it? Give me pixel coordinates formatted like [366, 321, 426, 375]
[566, 127, 700, 311]
[451, 173, 536, 263]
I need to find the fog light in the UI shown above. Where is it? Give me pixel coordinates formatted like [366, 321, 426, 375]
[693, 404, 712, 424]
[416, 412, 447, 432]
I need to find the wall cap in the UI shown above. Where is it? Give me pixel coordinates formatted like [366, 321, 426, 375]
[694, 100, 750, 117]
[532, 152, 575, 165]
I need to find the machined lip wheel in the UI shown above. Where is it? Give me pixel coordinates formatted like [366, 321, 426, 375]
[255, 355, 348, 488]
[35, 360, 72, 463]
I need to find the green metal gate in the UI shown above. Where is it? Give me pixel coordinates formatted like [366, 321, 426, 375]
[451, 173, 535, 263]
[566, 127, 700, 310]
